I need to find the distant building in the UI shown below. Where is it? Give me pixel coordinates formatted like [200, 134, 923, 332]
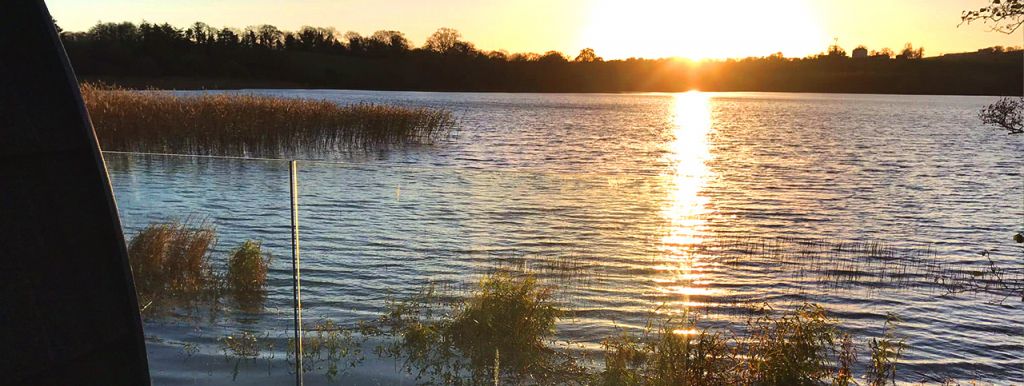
[852, 46, 868, 58]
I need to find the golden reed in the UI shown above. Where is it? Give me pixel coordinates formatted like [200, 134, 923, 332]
[81, 83, 456, 157]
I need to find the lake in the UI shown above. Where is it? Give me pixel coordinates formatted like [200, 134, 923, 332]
[106, 91, 1023, 384]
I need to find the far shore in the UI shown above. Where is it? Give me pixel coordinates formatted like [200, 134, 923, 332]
[82, 76, 1020, 97]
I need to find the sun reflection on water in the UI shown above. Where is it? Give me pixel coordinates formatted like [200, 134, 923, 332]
[657, 91, 717, 312]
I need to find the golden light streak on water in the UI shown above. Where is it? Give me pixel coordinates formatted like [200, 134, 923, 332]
[658, 91, 716, 313]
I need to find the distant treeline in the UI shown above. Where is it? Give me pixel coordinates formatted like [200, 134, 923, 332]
[60, 21, 1024, 95]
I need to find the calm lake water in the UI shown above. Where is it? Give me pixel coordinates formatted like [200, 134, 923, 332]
[106, 91, 1023, 384]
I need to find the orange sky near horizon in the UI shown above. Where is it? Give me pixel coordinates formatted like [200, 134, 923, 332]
[48, 0, 1023, 60]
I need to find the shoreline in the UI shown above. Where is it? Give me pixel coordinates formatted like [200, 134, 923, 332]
[81, 76, 1022, 97]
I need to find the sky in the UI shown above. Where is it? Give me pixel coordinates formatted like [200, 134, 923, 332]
[47, 0, 1023, 60]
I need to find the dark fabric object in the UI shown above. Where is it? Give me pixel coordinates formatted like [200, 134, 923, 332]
[0, 1, 150, 384]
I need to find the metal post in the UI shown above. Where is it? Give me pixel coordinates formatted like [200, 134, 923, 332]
[290, 160, 303, 386]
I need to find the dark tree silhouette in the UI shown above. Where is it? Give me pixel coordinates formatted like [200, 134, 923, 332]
[54, 20, 1022, 95]
[898, 43, 924, 59]
[371, 30, 410, 55]
[424, 27, 461, 53]
[962, 0, 1024, 33]
[870, 48, 895, 58]
[574, 48, 603, 62]
[827, 42, 847, 57]
[979, 97, 1024, 134]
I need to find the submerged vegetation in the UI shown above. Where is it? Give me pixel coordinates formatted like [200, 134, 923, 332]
[128, 227, 1014, 383]
[81, 83, 456, 157]
[366, 273, 587, 385]
[226, 240, 272, 309]
[352, 272, 909, 385]
[126, 219, 272, 315]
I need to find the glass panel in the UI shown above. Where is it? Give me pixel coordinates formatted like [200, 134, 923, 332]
[107, 153, 296, 384]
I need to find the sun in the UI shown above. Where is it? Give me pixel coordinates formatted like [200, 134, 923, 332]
[580, 0, 827, 60]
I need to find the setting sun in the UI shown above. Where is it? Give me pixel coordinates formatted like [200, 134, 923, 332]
[581, 0, 826, 59]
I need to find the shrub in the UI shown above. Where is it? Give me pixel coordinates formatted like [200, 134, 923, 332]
[226, 240, 271, 307]
[598, 320, 737, 386]
[743, 303, 841, 385]
[451, 273, 560, 381]
[371, 272, 583, 385]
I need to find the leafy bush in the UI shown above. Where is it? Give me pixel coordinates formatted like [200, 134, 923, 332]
[743, 303, 841, 385]
[226, 240, 271, 308]
[370, 273, 585, 385]
[599, 320, 737, 386]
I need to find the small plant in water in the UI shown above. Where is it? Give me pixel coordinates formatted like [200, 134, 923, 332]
[833, 333, 857, 386]
[226, 240, 271, 310]
[219, 331, 266, 381]
[867, 313, 906, 386]
[598, 316, 737, 386]
[288, 318, 366, 382]
[369, 272, 585, 385]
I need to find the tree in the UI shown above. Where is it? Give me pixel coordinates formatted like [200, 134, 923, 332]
[370, 30, 410, 54]
[574, 48, 603, 62]
[962, 0, 1024, 33]
[899, 43, 923, 59]
[424, 27, 461, 53]
[487, 50, 509, 61]
[449, 41, 478, 56]
[870, 48, 894, 58]
[979, 97, 1024, 134]
[184, 22, 215, 46]
[246, 24, 282, 49]
[827, 42, 847, 57]
[294, 26, 339, 52]
[216, 28, 240, 48]
[538, 50, 567, 63]
[344, 31, 366, 53]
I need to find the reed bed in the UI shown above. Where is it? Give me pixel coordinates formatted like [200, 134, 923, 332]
[81, 83, 456, 157]
[666, 236, 1023, 301]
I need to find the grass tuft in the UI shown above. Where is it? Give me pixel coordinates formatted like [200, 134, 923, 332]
[127, 219, 217, 314]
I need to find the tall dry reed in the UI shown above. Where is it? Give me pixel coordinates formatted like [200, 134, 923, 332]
[81, 83, 456, 157]
[127, 219, 217, 313]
